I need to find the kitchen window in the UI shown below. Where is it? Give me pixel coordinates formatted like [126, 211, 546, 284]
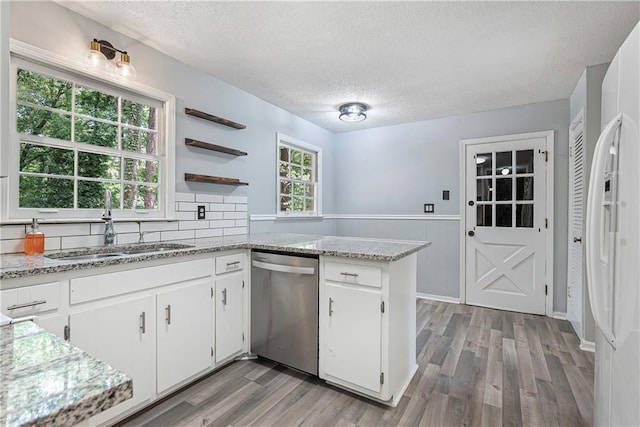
[277, 133, 321, 217]
[3, 44, 175, 222]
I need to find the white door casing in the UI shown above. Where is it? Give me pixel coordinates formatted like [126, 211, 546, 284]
[460, 131, 554, 315]
[567, 111, 585, 337]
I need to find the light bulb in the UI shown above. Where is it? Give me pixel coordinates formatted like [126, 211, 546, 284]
[116, 53, 137, 81]
[84, 40, 110, 73]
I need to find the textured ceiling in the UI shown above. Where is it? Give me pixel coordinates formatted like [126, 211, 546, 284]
[57, 1, 639, 132]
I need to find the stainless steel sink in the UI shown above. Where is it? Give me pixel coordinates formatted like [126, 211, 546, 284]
[46, 243, 195, 261]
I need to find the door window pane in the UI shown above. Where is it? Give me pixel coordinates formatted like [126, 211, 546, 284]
[477, 205, 492, 227]
[496, 178, 512, 201]
[476, 153, 492, 176]
[477, 179, 492, 201]
[516, 150, 534, 174]
[517, 177, 534, 201]
[19, 176, 73, 208]
[496, 204, 513, 227]
[496, 151, 512, 176]
[516, 204, 534, 228]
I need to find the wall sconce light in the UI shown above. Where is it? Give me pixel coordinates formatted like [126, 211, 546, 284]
[85, 38, 137, 81]
[338, 102, 368, 122]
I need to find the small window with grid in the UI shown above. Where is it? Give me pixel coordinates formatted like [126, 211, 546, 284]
[277, 133, 321, 217]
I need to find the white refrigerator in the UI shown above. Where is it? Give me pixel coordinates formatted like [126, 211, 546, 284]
[586, 22, 640, 427]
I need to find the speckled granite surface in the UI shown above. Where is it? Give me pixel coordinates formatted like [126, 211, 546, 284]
[0, 320, 132, 426]
[0, 233, 429, 280]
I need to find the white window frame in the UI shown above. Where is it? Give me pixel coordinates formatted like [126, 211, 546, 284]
[276, 132, 322, 218]
[2, 39, 176, 223]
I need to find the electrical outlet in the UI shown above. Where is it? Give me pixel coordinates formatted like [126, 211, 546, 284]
[424, 203, 434, 213]
[197, 205, 206, 220]
[442, 190, 450, 200]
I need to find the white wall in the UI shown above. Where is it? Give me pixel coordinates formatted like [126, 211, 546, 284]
[333, 99, 571, 311]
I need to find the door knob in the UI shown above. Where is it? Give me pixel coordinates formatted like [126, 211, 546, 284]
[573, 237, 582, 243]
[468, 201, 475, 206]
[468, 230, 475, 237]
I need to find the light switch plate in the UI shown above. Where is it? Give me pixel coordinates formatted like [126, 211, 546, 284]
[424, 203, 434, 213]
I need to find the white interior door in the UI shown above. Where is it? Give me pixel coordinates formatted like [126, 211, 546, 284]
[464, 135, 548, 315]
[567, 115, 585, 337]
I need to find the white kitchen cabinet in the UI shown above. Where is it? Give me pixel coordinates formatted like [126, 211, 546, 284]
[319, 254, 418, 407]
[323, 282, 382, 393]
[70, 294, 154, 421]
[215, 253, 245, 363]
[0, 281, 67, 339]
[156, 278, 213, 393]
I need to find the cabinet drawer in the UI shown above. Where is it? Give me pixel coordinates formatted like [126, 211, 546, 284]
[324, 261, 382, 288]
[1, 282, 61, 316]
[216, 253, 244, 275]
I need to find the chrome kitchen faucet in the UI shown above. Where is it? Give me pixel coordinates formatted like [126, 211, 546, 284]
[102, 189, 116, 246]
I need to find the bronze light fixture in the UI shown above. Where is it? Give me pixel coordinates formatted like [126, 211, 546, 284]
[85, 38, 137, 81]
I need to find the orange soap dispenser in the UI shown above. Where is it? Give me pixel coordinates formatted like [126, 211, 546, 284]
[24, 218, 45, 255]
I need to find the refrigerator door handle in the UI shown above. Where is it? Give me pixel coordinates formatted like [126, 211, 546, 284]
[586, 113, 622, 348]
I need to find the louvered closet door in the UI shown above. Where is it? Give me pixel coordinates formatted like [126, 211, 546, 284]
[567, 116, 585, 337]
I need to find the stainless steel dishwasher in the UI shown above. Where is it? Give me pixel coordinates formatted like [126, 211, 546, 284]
[251, 251, 319, 375]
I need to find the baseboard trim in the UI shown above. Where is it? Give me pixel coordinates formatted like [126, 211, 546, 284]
[579, 339, 595, 352]
[552, 311, 567, 320]
[417, 292, 460, 304]
[250, 214, 462, 222]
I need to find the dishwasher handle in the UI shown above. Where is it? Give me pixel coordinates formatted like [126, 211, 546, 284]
[252, 260, 316, 275]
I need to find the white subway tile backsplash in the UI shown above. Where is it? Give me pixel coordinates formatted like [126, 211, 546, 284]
[1, 239, 23, 254]
[175, 211, 196, 221]
[175, 192, 195, 202]
[179, 220, 210, 230]
[224, 227, 247, 236]
[206, 212, 224, 220]
[116, 233, 143, 245]
[90, 222, 139, 235]
[235, 219, 248, 227]
[209, 203, 236, 212]
[224, 211, 247, 220]
[224, 195, 248, 204]
[160, 230, 195, 241]
[0, 225, 26, 240]
[210, 220, 236, 229]
[139, 221, 179, 232]
[235, 204, 248, 212]
[196, 194, 224, 203]
[40, 223, 91, 237]
[62, 235, 103, 250]
[45, 237, 61, 251]
[177, 202, 200, 212]
[195, 228, 224, 238]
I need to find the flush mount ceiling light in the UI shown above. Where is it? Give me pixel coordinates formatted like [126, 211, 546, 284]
[338, 103, 368, 122]
[85, 38, 137, 81]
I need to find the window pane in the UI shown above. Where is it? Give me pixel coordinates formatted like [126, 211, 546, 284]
[303, 153, 312, 167]
[122, 99, 156, 129]
[476, 153, 492, 176]
[17, 105, 71, 140]
[20, 143, 73, 176]
[124, 158, 158, 183]
[304, 198, 314, 211]
[517, 177, 534, 201]
[75, 85, 117, 121]
[302, 167, 313, 181]
[280, 179, 291, 195]
[477, 179, 492, 201]
[78, 152, 120, 180]
[496, 178, 512, 201]
[78, 181, 121, 209]
[19, 176, 73, 208]
[496, 204, 513, 227]
[74, 118, 118, 148]
[516, 150, 534, 174]
[122, 128, 157, 155]
[477, 205, 492, 227]
[279, 146, 289, 162]
[496, 151, 512, 176]
[280, 195, 292, 211]
[17, 69, 72, 111]
[293, 197, 305, 211]
[123, 184, 158, 210]
[291, 165, 302, 179]
[305, 184, 315, 197]
[279, 161, 289, 178]
[516, 204, 534, 228]
[292, 150, 302, 164]
[293, 182, 305, 197]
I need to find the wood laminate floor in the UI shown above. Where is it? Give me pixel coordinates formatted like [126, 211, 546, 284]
[119, 300, 594, 427]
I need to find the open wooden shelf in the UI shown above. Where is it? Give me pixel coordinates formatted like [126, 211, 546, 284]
[185, 108, 246, 130]
[185, 173, 248, 186]
[185, 138, 247, 156]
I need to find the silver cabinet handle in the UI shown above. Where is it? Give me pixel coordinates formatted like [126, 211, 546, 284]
[7, 300, 47, 311]
[329, 297, 334, 316]
[165, 305, 171, 325]
[340, 272, 359, 278]
[140, 312, 146, 334]
[222, 288, 227, 306]
[226, 261, 240, 268]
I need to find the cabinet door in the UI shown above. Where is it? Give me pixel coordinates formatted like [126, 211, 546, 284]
[215, 271, 244, 363]
[156, 278, 213, 393]
[323, 282, 382, 393]
[70, 295, 154, 416]
[1, 282, 66, 339]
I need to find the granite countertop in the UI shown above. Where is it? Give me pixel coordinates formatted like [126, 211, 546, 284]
[0, 320, 132, 426]
[0, 233, 430, 280]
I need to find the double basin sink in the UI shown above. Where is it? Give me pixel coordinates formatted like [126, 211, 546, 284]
[45, 243, 195, 261]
